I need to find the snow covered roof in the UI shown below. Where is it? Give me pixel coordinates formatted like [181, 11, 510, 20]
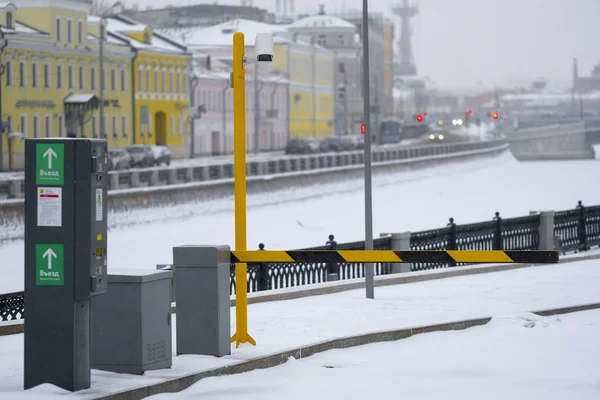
[167, 19, 290, 48]
[287, 15, 356, 30]
[1, 21, 48, 37]
[64, 94, 98, 104]
[96, 15, 188, 55]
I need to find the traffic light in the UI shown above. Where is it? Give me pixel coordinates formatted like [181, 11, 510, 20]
[468, 109, 473, 115]
[360, 123, 365, 134]
[492, 112, 499, 120]
[416, 114, 423, 122]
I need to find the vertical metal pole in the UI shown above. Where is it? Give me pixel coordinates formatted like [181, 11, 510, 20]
[222, 84, 228, 153]
[362, 0, 374, 299]
[230, 32, 256, 348]
[253, 63, 260, 154]
[311, 46, 316, 137]
[99, 21, 105, 138]
[343, 72, 349, 135]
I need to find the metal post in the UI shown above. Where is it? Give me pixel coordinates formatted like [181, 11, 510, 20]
[221, 83, 228, 153]
[253, 63, 260, 154]
[311, 45, 316, 138]
[343, 71, 349, 135]
[362, 0, 374, 299]
[99, 21, 105, 138]
[230, 32, 256, 347]
[0, 31, 6, 171]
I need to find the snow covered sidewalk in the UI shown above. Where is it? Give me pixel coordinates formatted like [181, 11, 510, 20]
[1, 260, 600, 399]
[147, 309, 600, 400]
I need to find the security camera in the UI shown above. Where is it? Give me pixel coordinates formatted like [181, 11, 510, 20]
[255, 32, 274, 62]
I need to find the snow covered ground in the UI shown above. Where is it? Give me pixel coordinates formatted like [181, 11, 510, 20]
[1, 151, 600, 293]
[0, 259, 599, 399]
[147, 309, 600, 400]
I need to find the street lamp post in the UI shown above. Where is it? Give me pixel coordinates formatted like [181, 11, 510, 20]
[99, 2, 122, 139]
[362, 0, 375, 299]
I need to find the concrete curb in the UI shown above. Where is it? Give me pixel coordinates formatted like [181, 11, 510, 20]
[93, 302, 600, 400]
[2, 252, 599, 337]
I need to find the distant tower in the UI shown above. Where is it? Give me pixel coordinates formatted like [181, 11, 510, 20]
[391, 0, 418, 76]
[572, 57, 579, 91]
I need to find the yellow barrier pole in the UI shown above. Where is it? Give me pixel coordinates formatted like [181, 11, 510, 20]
[230, 32, 256, 348]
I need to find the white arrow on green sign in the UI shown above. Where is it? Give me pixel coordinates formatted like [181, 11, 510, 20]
[36, 143, 64, 185]
[35, 244, 64, 286]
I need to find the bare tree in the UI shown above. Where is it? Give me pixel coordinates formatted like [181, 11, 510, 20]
[89, 0, 111, 17]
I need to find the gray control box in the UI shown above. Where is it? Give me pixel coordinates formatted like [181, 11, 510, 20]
[91, 269, 173, 375]
[24, 138, 108, 392]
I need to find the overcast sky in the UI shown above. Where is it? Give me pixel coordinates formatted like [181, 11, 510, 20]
[122, 0, 600, 90]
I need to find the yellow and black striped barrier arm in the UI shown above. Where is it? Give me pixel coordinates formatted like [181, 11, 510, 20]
[230, 250, 559, 264]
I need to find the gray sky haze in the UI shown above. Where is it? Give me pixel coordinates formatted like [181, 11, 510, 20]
[123, 0, 600, 90]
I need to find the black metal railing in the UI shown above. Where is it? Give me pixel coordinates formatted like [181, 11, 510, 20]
[2, 201, 599, 322]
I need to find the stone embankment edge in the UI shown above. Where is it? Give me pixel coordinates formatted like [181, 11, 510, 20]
[2, 252, 599, 337]
[95, 301, 600, 400]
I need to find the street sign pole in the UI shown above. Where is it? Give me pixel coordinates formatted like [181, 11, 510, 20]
[362, 0, 375, 299]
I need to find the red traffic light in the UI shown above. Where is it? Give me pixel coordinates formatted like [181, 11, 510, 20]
[492, 112, 499, 120]
[423, 112, 428, 117]
[468, 109, 473, 115]
[360, 123, 365, 133]
[416, 114, 423, 122]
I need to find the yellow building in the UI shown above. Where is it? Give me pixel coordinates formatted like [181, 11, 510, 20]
[0, 0, 134, 171]
[276, 36, 334, 139]
[383, 19, 395, 115]
[98, 15, 192, 157]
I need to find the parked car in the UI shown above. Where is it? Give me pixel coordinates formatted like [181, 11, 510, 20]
[348, 135, 364, 150]
[107, 148, 132, 170]
[284, 138, 321, 155]
[319, 136, 356, 152]
[151, 145, 171, 166]
[126, 145, 155, 168]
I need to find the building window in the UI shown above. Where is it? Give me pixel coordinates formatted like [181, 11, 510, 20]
[92, 115, 97, 138]
[144, 32, 151, 44]
[111, 68, 116, 91]
[67, 19, 73, 43]
[57, 65, 63, 89]
[112, 116, 117, 139]
[5, 60, 12, 87]
[33, 115, 39, 138]
[44, 63, 50, 88]
[153, 70, 157, 92]
[145, 69, 150, 92]
[6, 12, 12, 29]
[318, 34, 326, 46]
[68, 65, 73, 89]
[19, 61, 25, 88]
[170, 115, 174, 137]
[20, 115, 26, 136]
[81, 122, 86, 138]
[161, 71, 165, 92]
[58, 115, 64, 136]
[5, 116, 11, 133]
[169, 71, 173, 93]
[175, 71, 180, 93]
[137, 69, 142, 92]
[79, 65, 85, 89]
[121, 116, 127, 138]
[337, 34, 344, 45]
[91, 66, 96, 90]
[31, 62, 38, 88]
[120, 69, 126, 91]
[178, 116, 182, 136]
[45, 115, 52, 137]
[77, 20, 83, 44]
[101, 67, 106, 90]
[56, 17, 62, 42]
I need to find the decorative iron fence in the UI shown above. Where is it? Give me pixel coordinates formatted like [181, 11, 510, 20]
[2, 201, 599, 322]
